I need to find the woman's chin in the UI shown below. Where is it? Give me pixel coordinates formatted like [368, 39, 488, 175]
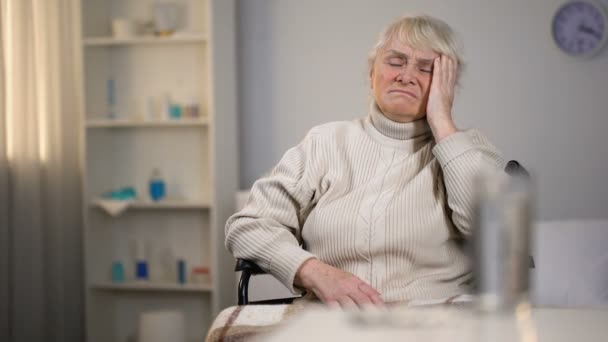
[383, 112, 419, 123]
[383, 107, 423, 121]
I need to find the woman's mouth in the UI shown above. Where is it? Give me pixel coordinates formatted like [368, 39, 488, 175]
[389, 89, 417, 99]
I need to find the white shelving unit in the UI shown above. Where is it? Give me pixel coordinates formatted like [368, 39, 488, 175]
[79, 1, 238, 341]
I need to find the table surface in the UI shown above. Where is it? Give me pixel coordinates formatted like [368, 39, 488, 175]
[263, 305, 608, 342]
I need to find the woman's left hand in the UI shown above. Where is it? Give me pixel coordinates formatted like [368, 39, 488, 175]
[426, 55, 458, 142]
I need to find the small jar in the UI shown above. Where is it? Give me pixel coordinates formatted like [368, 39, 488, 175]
[190, 267, 210, 284]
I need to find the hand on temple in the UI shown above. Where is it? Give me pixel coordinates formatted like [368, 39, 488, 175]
[426, 55, 458, 142]
[294, 258, 384, 308]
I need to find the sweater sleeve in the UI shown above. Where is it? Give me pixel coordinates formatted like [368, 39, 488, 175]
[225, 129, 321, 293]
[432, 130, 506, 236]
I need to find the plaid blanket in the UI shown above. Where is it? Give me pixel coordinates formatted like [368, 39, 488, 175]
[205, 301, 311, 342]
[205, 295, 473, 342]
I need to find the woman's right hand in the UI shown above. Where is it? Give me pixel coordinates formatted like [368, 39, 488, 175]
[294, 258, 384, 307]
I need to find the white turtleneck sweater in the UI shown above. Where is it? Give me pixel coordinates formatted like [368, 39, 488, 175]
[225, 104, 505, 303]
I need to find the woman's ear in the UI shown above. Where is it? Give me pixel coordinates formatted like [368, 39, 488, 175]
[369, 68, 374, 90]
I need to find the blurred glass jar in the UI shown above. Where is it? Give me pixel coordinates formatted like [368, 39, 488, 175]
[153, 2, 179, 36]
[472, 167, 534, 313]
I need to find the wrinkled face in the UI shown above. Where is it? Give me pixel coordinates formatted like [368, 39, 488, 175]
[371, 39, 439, 123]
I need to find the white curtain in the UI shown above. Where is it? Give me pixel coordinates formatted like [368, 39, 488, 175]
[0, 0, 84, 341]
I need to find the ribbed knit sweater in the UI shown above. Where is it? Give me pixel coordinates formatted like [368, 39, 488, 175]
[225, 103, 505, 303]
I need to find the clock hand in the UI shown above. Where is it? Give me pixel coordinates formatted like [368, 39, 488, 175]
[577, 24, 602, 40]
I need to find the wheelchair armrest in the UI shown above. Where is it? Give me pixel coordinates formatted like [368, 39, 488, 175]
[235, 258, 301, 305]
[505, 160, 530, 178]
[505, 160, 535, 269]
[235, 258, 266, 275]
[235, 258, 268, 305]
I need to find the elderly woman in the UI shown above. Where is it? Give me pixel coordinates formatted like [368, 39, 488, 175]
[225, 14, 504, 307]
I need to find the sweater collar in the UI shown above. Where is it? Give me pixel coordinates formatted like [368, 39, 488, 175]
[369, 102, 431, 141]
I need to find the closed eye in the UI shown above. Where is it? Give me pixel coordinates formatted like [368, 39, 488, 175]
[417, 63, 433, 73]
[386, 57, 405, 67]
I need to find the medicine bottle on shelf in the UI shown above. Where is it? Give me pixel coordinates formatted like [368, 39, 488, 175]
[149, 168, 166, 202]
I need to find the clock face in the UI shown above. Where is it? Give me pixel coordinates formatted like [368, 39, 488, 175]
[552, 1, 607, 56]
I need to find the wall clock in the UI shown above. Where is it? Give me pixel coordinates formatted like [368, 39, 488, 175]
[552, 0, 608, 57]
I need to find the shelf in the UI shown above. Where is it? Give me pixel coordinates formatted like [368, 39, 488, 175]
[86, 118, 209, 128]
[83, 34, 208, 46]
[130, 200, 211, 209]
[91, 282, 213, 293]
[91, 199, 211, 210]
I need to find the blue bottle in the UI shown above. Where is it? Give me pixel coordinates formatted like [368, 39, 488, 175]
[149, 168, 166, 201]
[169, 103, 182, 119]
[136, 260, 148, 280]
[177, 259, 186, 284]
[111, 261, 125, 283]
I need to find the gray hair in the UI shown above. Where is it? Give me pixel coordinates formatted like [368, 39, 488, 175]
[368, 15, 465, 84]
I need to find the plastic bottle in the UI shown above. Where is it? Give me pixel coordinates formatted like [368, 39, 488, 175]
[134, 239, 149, 281]
[107, 79, 116, 119]
[149, 168, 166, 202]
[111, 261, 125, 283]
[177, 259, 186, 284]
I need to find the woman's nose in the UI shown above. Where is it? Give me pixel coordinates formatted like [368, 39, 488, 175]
[396, 65, 416, 84]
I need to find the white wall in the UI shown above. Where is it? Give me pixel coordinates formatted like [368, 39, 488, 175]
[237, 0, 608, 221]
